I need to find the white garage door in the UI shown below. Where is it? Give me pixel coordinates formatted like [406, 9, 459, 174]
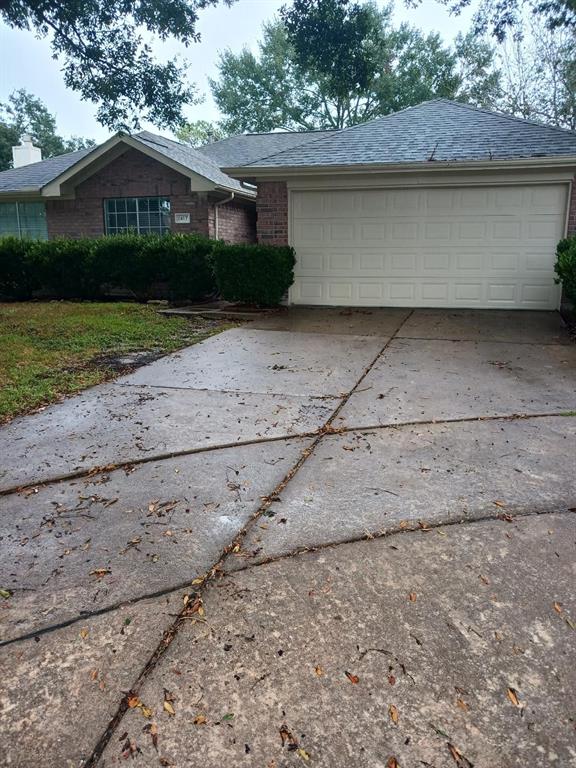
[290, 185, 567, 309]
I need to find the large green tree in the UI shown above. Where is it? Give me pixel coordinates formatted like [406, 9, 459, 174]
[498, 22, 576, 129]
[175, 119, 228, 147]
[0, 90, 95, 171]
[407, 0, 576, 41]
[210, 2, 501, 133]
[0, 0, 228, 130]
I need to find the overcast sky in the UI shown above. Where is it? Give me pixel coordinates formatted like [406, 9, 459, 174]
[0, 0, 475, 143]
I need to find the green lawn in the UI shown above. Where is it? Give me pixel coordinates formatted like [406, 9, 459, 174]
[0, 302, 226, 423]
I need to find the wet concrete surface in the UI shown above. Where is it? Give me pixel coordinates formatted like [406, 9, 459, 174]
[97, 513, 576, 768]
[122, 328, 386, 396]
[397, 309, 572, 344]
[248, 306, 411, 336]
[231, 416, 576, 566]
[0, 385, 332, 492]
[337, 338, 576, 427]
[1, 589, 187, 768]
[1, 308, 575, 767]
[0, 438, 310, 641]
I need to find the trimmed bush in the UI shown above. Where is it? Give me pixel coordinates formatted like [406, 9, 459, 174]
[140, 234, 216, 301]
[555, 236, 576, 303]
[33, 238, 101, 299]
[0, 233, 217, 301]
[211, 243, 296, 306]
[0, 236, 41, 299]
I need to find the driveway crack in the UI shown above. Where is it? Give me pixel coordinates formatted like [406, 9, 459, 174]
[81, 310, 416, 767]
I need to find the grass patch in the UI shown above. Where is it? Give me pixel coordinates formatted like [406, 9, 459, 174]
[0, 301, 227, 423]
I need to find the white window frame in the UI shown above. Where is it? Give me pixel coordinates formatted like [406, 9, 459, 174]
[104, 197, 171, 236]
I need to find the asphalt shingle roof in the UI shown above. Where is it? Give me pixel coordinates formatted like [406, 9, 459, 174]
[0, 147, 93, 193]
[134, 131, 249, 193]
[198, 130, 334, 168]
[242, 100, 576, 168]
[0, 131, 250, 195]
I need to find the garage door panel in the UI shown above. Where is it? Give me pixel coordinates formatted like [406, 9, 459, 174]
[290, 184, 566, 309]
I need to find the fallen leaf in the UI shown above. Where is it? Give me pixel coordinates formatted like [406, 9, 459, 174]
[79, 628, 89, 640]
[447, 742, 474, 767]
[143, 722, 158, 751]
[479, 575, 490, 585]
[193, 714, 207, 725]
[297, 748, 310, 761]
[493, 500, 506, 508]
[386, 758, 399, 768]
[565, 617, 576, 630]
[553, 602, 562, 614]
[314, 665, 324, 677]
[0, 588, 12, 599]
[221, 713, 234, 722]
[408, 592, 417, 602]
[388, 704, 399, 725]
[506, 687, 521, 707]
[127, 695, 142, 709]
[141, 706, 153, 719]
[279, 724, 296, 746]
[163, 701, 175, 716]
[345, 671, 359, 684]
[89, 568, 111, 579]
[456, 698, 469, 711]
[388, 675, 396, 686]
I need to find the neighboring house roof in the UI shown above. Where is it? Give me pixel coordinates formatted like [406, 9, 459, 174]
[233, 99, 576, 170]
[0, 131, 251, 197]
[198, 130, 334, 167]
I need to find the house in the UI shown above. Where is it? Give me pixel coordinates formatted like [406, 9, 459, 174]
[216, 99, 576, 310]
[1, 99, 576, 309]
[0, 130, 329, 246]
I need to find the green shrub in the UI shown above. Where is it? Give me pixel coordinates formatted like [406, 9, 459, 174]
[555, 236, 576, 303]
[141, 234, 216, 301]
[33, 238, 101, 299]
[0, 236, 40, 299]
[211, 243, 295, 306]
[92, 234, 150, 298]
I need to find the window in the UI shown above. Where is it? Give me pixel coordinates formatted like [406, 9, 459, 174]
[0, 201, 48, 239]
[104, 197, 171, 235]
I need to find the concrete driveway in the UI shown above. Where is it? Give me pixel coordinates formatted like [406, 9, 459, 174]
[1, 308, 575, 768]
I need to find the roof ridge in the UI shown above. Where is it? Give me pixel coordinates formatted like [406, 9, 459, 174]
[240, 128, 345, 167]
[243, 101, 442, 167]
[440, 99, 576, 137]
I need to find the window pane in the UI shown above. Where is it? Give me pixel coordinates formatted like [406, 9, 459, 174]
[104, 197, 170, 236]
[0, 202, 47, 240]
[0, 203, 19, 237]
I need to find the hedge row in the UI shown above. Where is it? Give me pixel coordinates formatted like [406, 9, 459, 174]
[555, 236, 576, 304]
[0, 234, 296, 306]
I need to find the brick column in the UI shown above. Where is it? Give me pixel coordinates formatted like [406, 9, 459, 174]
[256, 181, 288, 245]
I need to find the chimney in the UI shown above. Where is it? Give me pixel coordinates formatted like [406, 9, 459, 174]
[12, 134, 42, 168]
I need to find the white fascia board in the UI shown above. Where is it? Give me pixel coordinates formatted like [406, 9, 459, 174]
[41, 134, 218, 197]
[224, 156, 576, 180]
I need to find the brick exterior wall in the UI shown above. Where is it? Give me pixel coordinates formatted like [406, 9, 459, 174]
[568, 177, 576, 236]
[256, 181, 288, 245]
[211, 199, 256, 243]
[45, 148, 255, 242]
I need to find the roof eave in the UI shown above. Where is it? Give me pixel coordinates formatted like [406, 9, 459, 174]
[0, 188, 44, 198]
[225, 155, 576, 179]
[40, 133, 239, 197]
